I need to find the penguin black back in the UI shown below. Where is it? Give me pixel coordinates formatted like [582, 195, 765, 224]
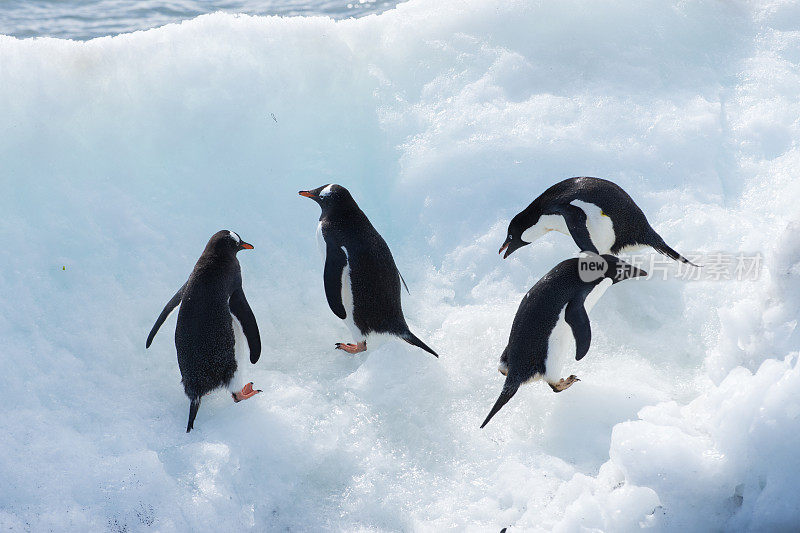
[146, 230, 261, 432]
[175, 237, 242, 400]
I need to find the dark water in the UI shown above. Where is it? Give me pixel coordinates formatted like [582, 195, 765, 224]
[0, 0, 399, 40]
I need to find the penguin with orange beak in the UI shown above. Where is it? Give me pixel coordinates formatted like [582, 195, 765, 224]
[146, 230, 261, 432]
[299, 184, 438, 358]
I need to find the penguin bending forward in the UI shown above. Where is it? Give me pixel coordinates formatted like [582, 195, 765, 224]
[146, 230, 262, 432]
[499, 177, 695, 264]
[299, 184, 438, 357]
[480, 254, 646, 428]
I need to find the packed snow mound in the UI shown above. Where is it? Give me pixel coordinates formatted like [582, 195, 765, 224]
[1, 0, 799, 530]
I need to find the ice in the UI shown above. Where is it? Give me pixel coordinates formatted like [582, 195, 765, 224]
[1, 0, 799, 530]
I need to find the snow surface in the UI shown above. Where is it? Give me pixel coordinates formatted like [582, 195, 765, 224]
[1, 0, 800, 530]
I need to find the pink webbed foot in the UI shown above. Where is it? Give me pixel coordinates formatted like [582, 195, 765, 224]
[335, 341, 367, 354]
[232, 382, 262, 403]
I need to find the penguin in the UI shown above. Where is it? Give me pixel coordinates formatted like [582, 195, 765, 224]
[480, 253, 647, 428]
[299, 184, 438, 357]
[498, 177, 695, 264]
[146, 230, 262, 432]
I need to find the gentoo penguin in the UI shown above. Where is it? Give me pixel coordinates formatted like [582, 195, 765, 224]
[146, 230, 262, 432]
[499, 177, 695, 264]
[299, 184, 438, 357]
[480, 253, 646, 428]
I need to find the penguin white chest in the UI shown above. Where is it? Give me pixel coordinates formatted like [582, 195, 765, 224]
[571, 200, 616, 254]
[584, 278, 613, 313]
[543, 278, 612, 381]
[339, 247, 361, 340]
[544, 307, 575, 382]
[228, 312, 248, 393]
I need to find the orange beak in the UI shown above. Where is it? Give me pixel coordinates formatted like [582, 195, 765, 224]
[239, 241, 254, 250]
[498, 242, 509, 256]
[299, 190, 316, 198]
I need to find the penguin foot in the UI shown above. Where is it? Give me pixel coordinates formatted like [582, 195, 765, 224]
[548, 375, 580, 393]
[335, 341, 367, 354]
[232, 382, 262, 403]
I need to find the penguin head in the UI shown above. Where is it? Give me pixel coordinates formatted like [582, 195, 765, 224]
[499, 207, 545, 259]
[600, 254, 648, 283]
[298, 184, 356, 212]
[205, 230, 254, 257]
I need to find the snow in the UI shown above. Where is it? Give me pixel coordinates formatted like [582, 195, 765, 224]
[1, 0, 800, 530]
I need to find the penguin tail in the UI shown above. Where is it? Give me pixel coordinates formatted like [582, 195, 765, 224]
[650, 233, 698, 267]
[480, 383, 519, 429]
[400, 330, 439, 358]
[187, 397, 201, 433]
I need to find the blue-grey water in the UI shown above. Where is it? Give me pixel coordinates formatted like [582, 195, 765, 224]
[0, 0, 399, 40]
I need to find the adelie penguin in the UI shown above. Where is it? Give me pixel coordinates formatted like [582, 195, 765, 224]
[146, 230, 262, 432]
[499, 177, 695, 264]
[299, 184, 438, 357]
[480, 253, 647, 428]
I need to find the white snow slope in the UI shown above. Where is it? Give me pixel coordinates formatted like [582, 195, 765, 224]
[2, 1, 800, 531]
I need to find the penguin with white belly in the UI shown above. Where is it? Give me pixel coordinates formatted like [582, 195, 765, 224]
[480, 253, 646, 428]
[146, 230, 262, 432]
[299, 184, 438, 357]
[499, 177, 695, 264]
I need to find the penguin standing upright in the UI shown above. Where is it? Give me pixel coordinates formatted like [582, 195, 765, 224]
[480, 253, 646, 428]
[499, 177, 695, 264]
[299, 184, 438, 357]
[146, 230, 262, 432]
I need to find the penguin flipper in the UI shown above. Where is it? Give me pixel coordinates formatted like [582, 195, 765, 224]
[554, 204, 598, 253]
[565, 297, 591, 361]
[480, 382, 519, 428]
[146, 284, 185, 348]
[229, 288, 262, 364]
[323, 244, 348, 320]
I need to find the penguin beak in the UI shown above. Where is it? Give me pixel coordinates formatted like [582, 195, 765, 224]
[500, 238, 525, 259]
[298, 190, 317, 199]
[239, 241, 254, 250]
[498, 239, 510, 256]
